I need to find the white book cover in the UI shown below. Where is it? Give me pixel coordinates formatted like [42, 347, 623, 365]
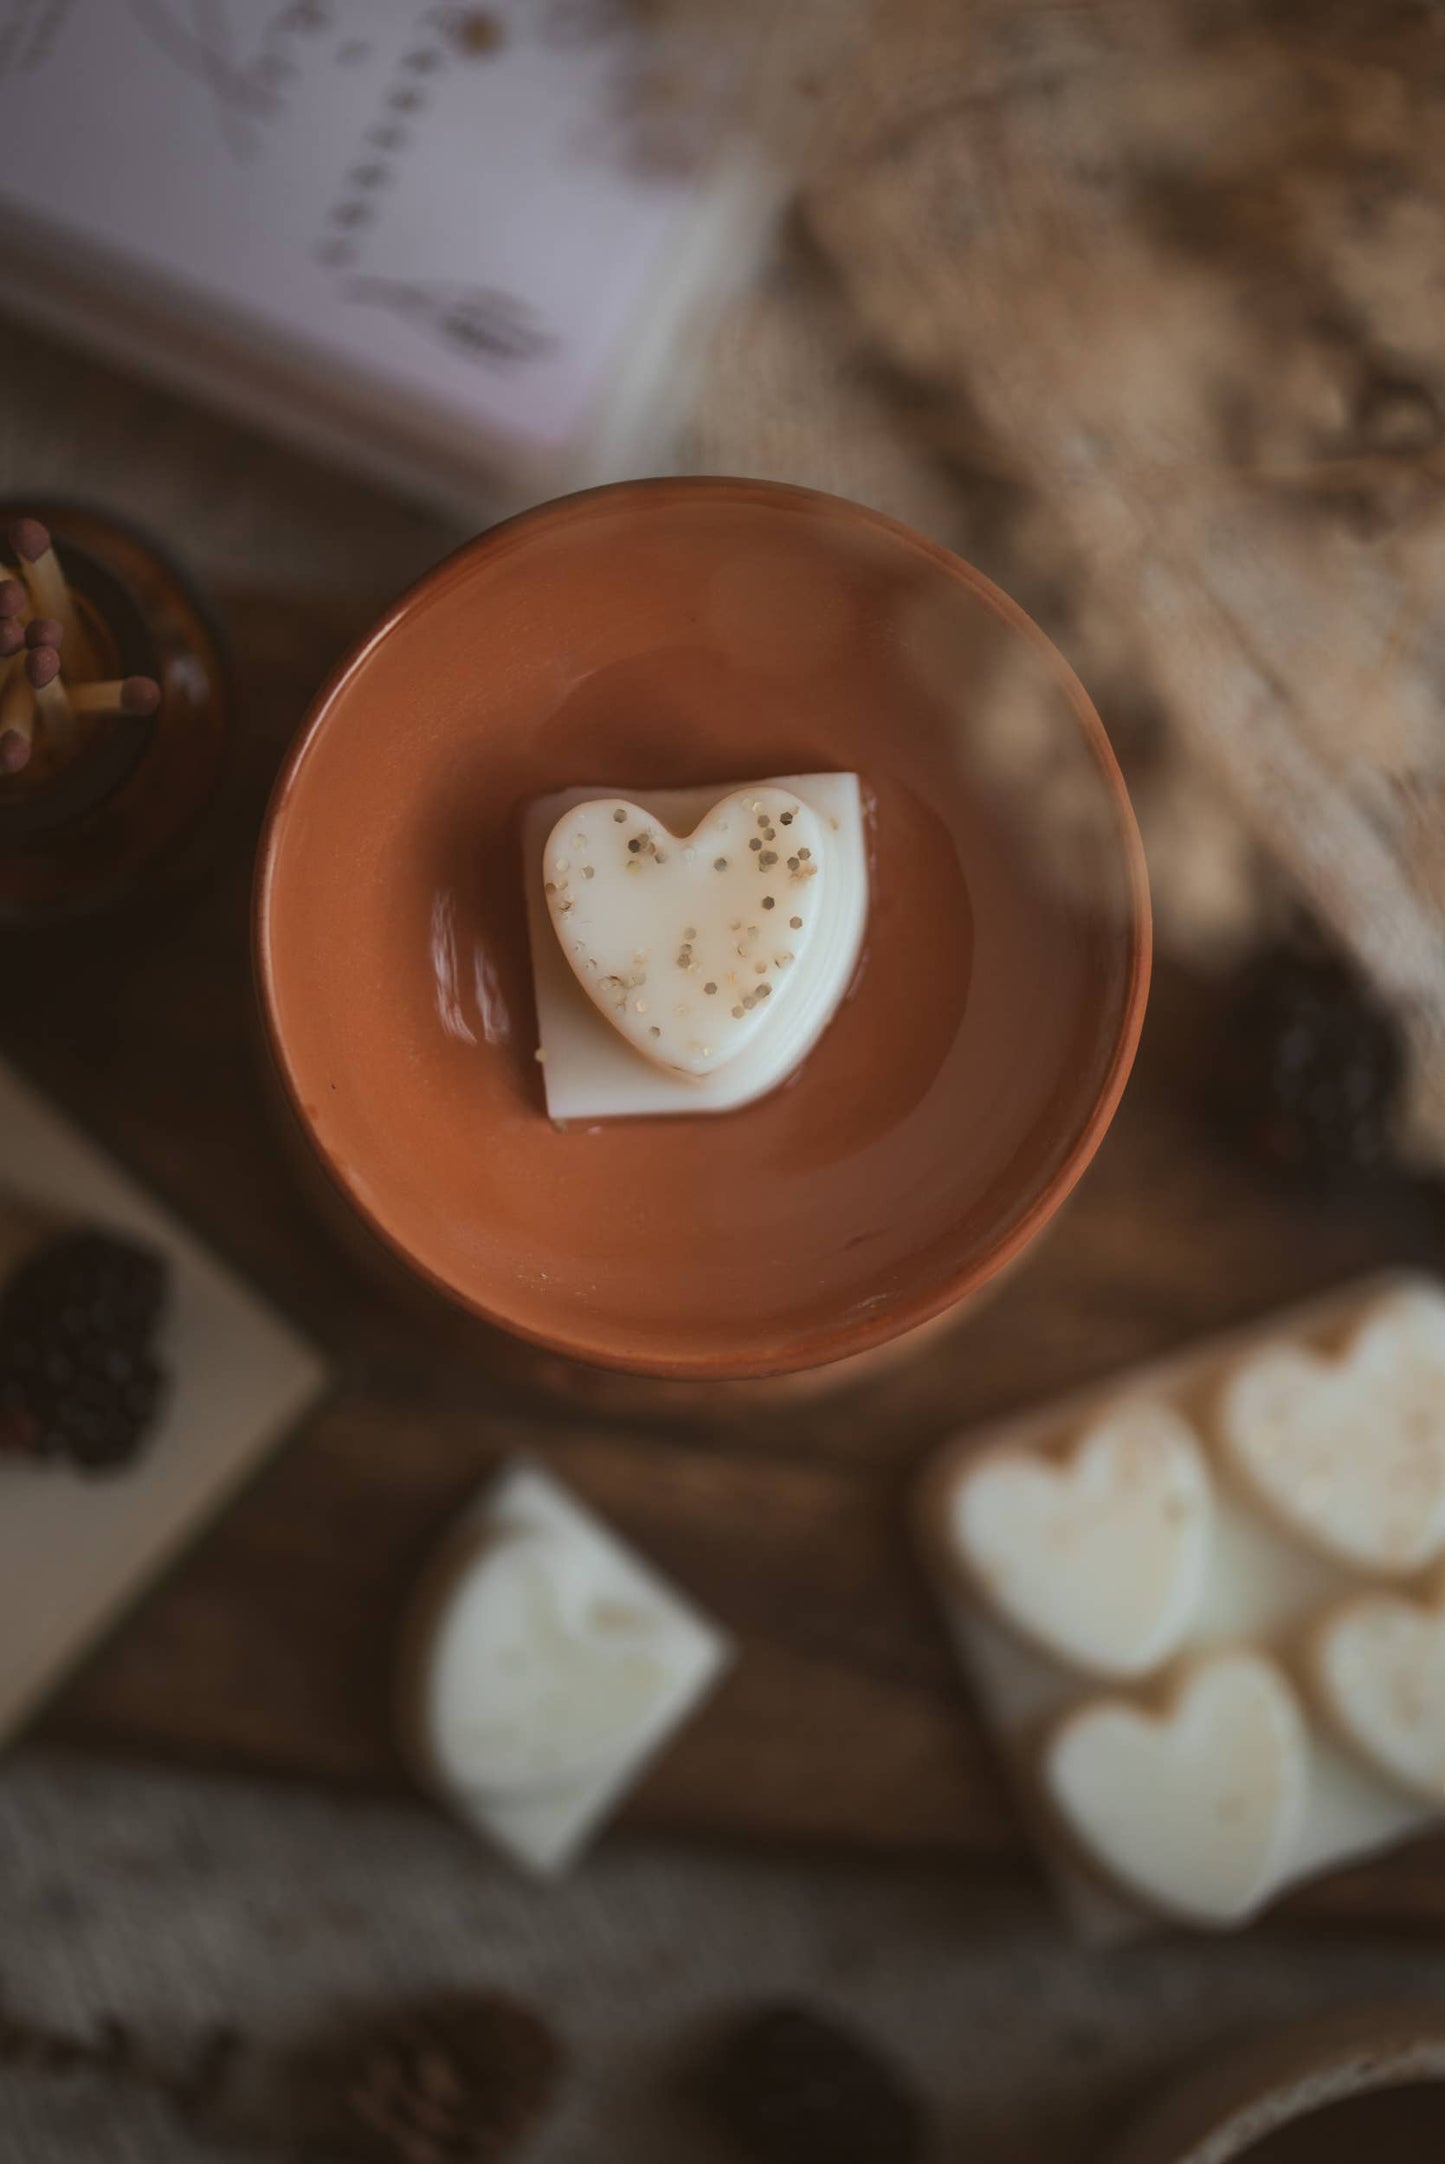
[0, 0, 772, 509]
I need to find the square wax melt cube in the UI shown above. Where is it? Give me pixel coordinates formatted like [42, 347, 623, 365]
[404, 1461, 732, 1875]
[523, 773, 868, 1121]
[917, 1275, 1445, 1939]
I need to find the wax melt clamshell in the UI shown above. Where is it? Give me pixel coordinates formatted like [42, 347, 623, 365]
[918, 1272, 1445, 1939]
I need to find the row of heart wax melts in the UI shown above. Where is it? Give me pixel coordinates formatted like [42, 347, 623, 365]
[918, 1275, 1445, 1937]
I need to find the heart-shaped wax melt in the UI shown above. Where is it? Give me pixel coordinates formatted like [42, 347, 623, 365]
[1042, 1653, 1309, 1926]
[424, 1525, 681, 1801]
[1313, 1586, 1445, 1804]
[1217, 1285, 1445, 1575]
[543, 788, 828, 1077]
[948, 1402, 1212, 1678]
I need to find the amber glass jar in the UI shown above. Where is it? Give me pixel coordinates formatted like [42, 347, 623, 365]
[0, 505, 229, 921]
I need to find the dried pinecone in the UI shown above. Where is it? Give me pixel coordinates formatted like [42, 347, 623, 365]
[704, 2001, 928, 2164]
[0, 1228, 168, 1474]
[315, 1991, 562, 2164]
[1219, 942, 1405, 1177]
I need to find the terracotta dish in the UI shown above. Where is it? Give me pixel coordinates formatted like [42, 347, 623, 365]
[256, 479, 1149, 1378]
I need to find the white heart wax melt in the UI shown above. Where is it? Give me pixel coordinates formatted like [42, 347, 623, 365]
[406, 1464, 731, 1875]
[1313, 1585, 1445, 1805]
[947, 1404, 1212, 1679]
[524, 774, 868, 1121]
[426, 1528, 680, 1799]
[1042, 1653, 1310, 1928]
[543, 787, 829, 1078]
[1218, 1286, 1445, 1576]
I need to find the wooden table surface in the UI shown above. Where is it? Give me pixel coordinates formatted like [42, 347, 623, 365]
[6, 584, 1445, 1927]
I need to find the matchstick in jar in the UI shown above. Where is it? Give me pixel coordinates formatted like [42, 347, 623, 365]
[26, 644, 78, 761]
[69, 676, 162, 718]
[8, 518, 100, 681]
[0, 619, 23, 726]
[0, 661, 35, 775]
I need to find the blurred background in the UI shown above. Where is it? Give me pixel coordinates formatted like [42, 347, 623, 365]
[4, 1, 1445, 2159]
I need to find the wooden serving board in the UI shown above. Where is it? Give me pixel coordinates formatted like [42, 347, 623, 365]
[6, 591, 1445, 1926]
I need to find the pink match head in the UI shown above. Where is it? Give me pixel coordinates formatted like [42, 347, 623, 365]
[8, 517, 50, 565]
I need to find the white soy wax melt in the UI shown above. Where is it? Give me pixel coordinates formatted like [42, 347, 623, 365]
[1217, 1289, 1445, 1575]
[946, 1402, 1213, 1681]
[1042, 1652, 1310, 1929]
[917, 1275, 1445, 1939]
[401, 1462, 732, 1876]
[523, 774, 868, 1121]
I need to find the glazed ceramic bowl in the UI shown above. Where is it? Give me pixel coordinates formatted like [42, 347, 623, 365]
[256, 479, 1149, 1379]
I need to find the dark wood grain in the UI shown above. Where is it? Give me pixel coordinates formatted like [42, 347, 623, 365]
[5, 588, 1445, 1925]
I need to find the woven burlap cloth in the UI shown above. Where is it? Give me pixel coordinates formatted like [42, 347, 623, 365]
[685, 0, 1445, 1162]
[7, 1745, 1445, 2162]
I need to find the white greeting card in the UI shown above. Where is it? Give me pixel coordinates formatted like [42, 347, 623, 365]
[0, 1056, 328, 1743]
